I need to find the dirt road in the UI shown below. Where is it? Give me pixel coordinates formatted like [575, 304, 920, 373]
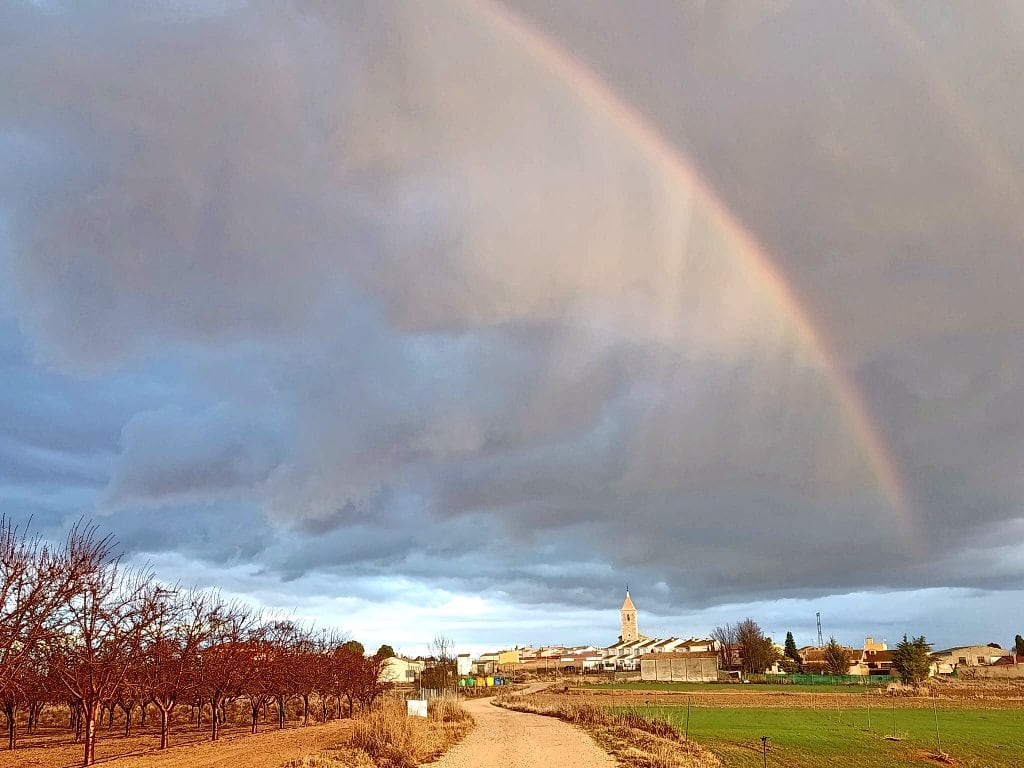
[424, 695, 614, 768]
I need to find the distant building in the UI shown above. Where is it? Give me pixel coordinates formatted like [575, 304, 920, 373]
[603, 590, 716, 671]
[864, 636, 887, 652]
[792, 637, 893, 676]
[380, 656, 425, 684]
[620, 589, 640, 643]
[931, 645, 1007, 675]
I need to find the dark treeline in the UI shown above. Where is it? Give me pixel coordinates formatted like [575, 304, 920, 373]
[0, 517, 389, 766]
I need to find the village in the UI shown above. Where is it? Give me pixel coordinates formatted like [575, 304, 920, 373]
[380, 590, 1024, 688]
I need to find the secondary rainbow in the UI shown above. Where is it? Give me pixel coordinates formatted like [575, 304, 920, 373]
[463, 0, 920, 545]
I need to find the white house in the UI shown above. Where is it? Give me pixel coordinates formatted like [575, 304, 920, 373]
[380, 656, 425, 684]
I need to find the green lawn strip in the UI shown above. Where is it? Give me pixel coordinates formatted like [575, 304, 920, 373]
[610, 705, 1024, 768]
[588, 681, 882, 695]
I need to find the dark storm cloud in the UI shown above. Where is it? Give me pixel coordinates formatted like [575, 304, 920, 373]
[1, 0, 1023, 647]
[102, 403, 286, 509]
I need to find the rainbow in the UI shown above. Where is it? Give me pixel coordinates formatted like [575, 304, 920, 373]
[461, 0, 920, 545]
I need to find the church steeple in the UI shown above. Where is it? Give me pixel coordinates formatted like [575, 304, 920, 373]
[620, 588, 638, 642]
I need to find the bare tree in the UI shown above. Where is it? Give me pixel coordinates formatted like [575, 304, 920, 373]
[1, 519, 112, 706]
[711, 623, 738, 671]
[429, 634, 456, 693]
[355, 653, 391, 709]
[334, 643, 365, 718]
[140, 587, 212, 748]
[194, 600, 259, 741]
[240, 622, 276, 734]
[0, 515, 406, 759]
[311, 630, 350, 721]
[1, 645, 48, 749]
[50, 562, 152, 766]
[292, 629, 320, 726]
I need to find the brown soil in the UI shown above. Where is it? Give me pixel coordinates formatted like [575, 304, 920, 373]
[423, 694, 615, 768]
[0, 719, 354, 768]
[574, 688, 1024, 709]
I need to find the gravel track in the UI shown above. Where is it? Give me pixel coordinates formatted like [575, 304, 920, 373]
[423, 694, 615, 768]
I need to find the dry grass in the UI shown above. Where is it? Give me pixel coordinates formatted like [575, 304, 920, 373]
[495, 692, 719, 768]
[285, 698, 472, 768]
[928, 675, 1024, 700]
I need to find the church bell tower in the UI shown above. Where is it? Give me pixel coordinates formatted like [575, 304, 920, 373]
[620, 588, 639, 642]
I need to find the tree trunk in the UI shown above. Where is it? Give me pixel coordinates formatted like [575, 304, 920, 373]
[29, 702, 43, 734]
[210, 697, 220, 741]
[122, 704, 132, 737]
[277, 696, 285, 729]
[302, 694, 310, 726]
[5, 702, 17, 750]
[159, 707, 170, 749]
[83, 702, 99, 766]
[250, 701, 259, 734]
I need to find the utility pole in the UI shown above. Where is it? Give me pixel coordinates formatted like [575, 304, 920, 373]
[816, 612, 824, 647]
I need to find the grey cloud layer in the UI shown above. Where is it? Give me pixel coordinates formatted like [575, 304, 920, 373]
[1, 0, 1023, 629]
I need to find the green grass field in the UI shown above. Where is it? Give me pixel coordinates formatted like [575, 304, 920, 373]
[589, 681, 883, 695]
[615, 705, 1024, 767]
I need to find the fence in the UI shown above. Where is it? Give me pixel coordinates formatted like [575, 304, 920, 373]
[642, 656, 719, 683]
[764, 673, 890, 686]
[956, 665, 1024, 679]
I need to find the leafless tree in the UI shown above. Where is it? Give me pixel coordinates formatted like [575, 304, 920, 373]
[1, 519, 112, 700]
[140, 587, 212, 748]
[429, 633, 456, 693]
[50, 562, 152, 766]
[240, 623, 276, 734]
[194, 600, 259, 741]
[711, 623, 738, 671]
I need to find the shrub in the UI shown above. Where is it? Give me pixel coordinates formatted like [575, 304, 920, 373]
[429, 696, 472, 723]
[351, 701, 425, 768]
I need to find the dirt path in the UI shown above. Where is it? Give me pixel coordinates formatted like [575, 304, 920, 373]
[424, 695, 614, 768]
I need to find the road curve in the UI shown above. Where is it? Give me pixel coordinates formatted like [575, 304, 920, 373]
[423, 693, 615, 768]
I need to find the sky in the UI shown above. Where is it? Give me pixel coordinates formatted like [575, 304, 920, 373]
[2, 0, 1023, 657]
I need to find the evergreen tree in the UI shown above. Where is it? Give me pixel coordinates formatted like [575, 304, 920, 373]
[823, 636, 852, 676]
[340, 640, 365, 656]
[375, 644, 396, 659]
[783, 631, 802, 671]
[1014, 634, 1024, 656]
[893, 635, 932, 685]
